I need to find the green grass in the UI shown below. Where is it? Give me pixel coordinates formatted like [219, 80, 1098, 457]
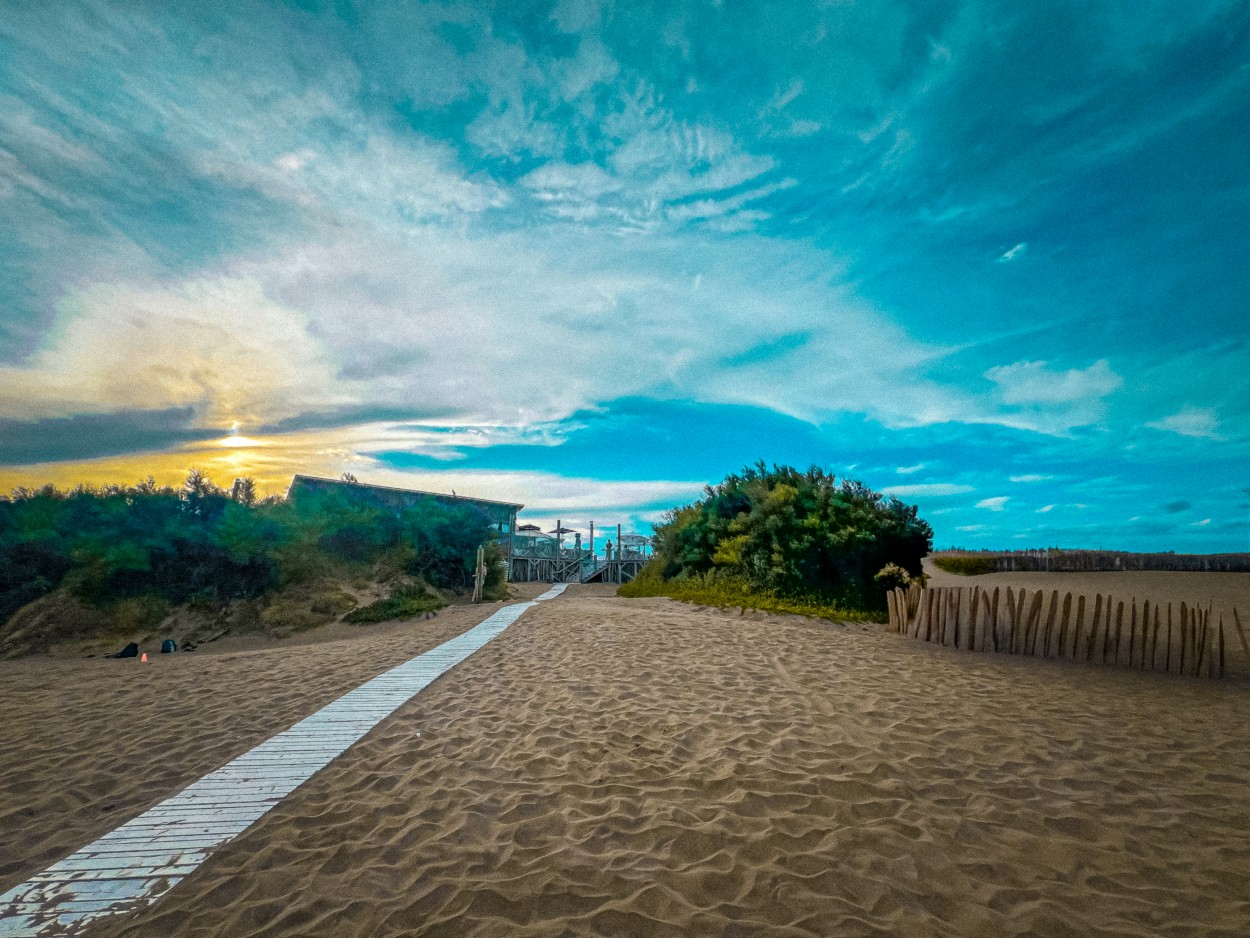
[617, 571, 881, 623]
[343, 584, 446, 624]
[931, 555, 1000, 576]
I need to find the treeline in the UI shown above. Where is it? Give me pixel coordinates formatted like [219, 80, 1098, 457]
[934, 549, 1250, 575]
[621, 463, 932, 615]
[0, 471, 505, 626]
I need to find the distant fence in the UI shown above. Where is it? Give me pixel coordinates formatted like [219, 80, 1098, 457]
[887, 585, 1250, 679]
[935, 549, 1250, 573]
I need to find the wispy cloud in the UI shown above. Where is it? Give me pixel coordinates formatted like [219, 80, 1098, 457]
[2, 1, 1249, 550]
[976, 496, 1010, 511]
[881, 483, 974, 497]
[1147, 406, 1221, 439]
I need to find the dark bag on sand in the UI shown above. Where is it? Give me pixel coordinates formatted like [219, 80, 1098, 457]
[111, 642, 139, 659]
[160, 639, 176, 654]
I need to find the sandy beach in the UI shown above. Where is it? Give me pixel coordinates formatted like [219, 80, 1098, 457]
[3, 581, 1250, 936]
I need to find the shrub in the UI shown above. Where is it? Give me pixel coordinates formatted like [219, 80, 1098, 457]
[1, 471, 501, 634]
[344, 583, 446, 624]
[873, 562, 914, 592]
[638, 462, 932, 613]
[931, 555, 1000, 576]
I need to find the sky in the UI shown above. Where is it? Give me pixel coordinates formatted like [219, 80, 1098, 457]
[1, 0, 1248, 550]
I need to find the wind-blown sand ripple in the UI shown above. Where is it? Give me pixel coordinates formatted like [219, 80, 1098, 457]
[0, 595, 549, 896]
[64, 587, 1250, 937]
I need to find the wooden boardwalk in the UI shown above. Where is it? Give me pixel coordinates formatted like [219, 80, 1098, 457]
[0, 584, 567, 937]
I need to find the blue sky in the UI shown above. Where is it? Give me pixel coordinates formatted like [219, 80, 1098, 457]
[1, 1, 1248, 550]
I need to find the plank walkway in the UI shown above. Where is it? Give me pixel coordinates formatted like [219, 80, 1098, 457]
[0, 584, 567, 937]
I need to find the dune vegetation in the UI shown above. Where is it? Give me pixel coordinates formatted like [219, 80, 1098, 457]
[0, 472, 507, 657]
[619, 463, 931, 621]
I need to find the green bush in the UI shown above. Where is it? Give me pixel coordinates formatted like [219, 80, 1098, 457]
[636, 462, 932, 614]
[343, 583, 446, 624]
[931, 555, 1000, 576]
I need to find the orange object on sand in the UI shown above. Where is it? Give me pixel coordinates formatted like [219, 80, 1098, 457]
[140, 652, 148, 663]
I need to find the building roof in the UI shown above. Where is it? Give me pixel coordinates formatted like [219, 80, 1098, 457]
[287, 475, 524, 511]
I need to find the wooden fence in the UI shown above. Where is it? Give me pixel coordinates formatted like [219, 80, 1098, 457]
[887, 585, 1250, 679]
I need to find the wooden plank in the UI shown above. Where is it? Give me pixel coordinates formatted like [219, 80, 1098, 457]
[1086, 594, 1102, 662]
[1073, 594, 1086, 660]
[1004, 586, 1017, 654]
[1056, 592, 1072, 659]
[1015, 588, 1027, 654]
[1143, 600, 1155, 669]
[1196, 607, 1209, 678]
[990, 586, 1001, 652]
[1233, 607, 1250, 672]
[1040, 590, 1059, 657]
[1130, 602, 1140, 670]
[0, 586, 568, 936]
[1023, 591, 1043, 656]
[952, 588, 963, 649]
[1179, 602, 1189, 675]
[1112, 600, 1125, 665]
[969, 587, 981, 651]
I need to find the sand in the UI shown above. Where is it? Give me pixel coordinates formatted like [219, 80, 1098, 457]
[924, 561, 1250, 625]
[4, 581, 1250, 936]
[0, 586, 550, 895]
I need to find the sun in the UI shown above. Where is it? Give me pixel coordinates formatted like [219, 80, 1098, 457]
[216, 422, 266, 448]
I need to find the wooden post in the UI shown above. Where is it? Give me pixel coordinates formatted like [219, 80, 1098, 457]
[1073, 594, 1086, 660]
[1141, 600, 1152, 668]
[1166, 603, 1174, 674]
[1128, 600, 1138, 668]
[1086, 594, 1101, 662]
[1113, 601, 1124, 666]
[1027, 591, 1045, 656]
[952, 588, 962, 649]
[1232, 608, 1250, 671]
[472, 546, 485, 603]
[1179, 602, 1188, 675]
[970, 587, 981, 651]
[1106, 594, 1117, 663]
[1003, 587, 1015, 653]
[1057, 592, 1072, 659]
[1219, 615, 1226, 679]
[1015, 589, 1027, 653]
[1195, 607, 1208, 677]
[1149, 603, 1160, 671]
[990, 586, 1001, 652]
[1041, 590, 1059, 657]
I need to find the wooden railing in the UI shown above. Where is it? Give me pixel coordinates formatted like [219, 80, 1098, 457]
[887, 585, 1250, 679]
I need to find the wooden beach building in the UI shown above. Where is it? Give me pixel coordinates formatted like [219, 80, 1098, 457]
[287, 475, 523, 557]
[285, 475, 648, 584]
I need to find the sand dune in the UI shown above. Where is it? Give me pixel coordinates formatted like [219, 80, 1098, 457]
[0, 584, 1226, 936]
